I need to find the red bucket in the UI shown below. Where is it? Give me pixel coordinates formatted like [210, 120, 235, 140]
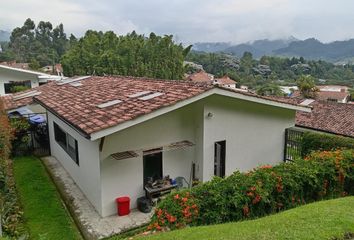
[116, 196, 130, 216]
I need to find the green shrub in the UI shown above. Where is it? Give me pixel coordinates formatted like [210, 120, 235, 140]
[301, 132, 354, 157]
[149, 149, 354, 231]
[0, 99, 25, 237]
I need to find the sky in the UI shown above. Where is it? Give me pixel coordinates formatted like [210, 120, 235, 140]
[1, 0, 354, 44]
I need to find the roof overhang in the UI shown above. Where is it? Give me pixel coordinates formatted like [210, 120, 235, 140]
[89, 88, 311, 140]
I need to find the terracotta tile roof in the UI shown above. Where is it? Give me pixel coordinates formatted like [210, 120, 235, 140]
[34, 76, 214, 135]
[296, 101, 354, 138]
[185, 71, 213, 83]
[316, 91, 349, 102]
[215, 76, 236, 85]
[1, 82, 56, 111]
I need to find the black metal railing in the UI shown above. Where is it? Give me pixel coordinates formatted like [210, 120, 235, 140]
[284, 128, 304, 162]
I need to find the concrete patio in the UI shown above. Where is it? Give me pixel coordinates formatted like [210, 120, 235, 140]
[42, 156, 153, 240]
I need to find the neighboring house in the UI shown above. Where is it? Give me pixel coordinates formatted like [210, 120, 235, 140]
[213, 75, 237, 89]
[296, 100, 354, 138]
[185, 70, 214, 82]
[0, 63, 63, 96]
[27, 76, 309, 217]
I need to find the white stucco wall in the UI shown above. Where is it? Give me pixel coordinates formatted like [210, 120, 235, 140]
[0, 68, 40, 95]
[202, 95, 295, 181]
[99, 104, 198, 217]
[47, 112, 102, 214]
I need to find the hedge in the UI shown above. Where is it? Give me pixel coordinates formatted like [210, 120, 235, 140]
[148, 149, 354, 231]
[0, 99, 25, 237]
[301, 131, 354, 157]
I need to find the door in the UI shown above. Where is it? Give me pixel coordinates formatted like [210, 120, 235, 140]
[143, 149, 163, 186]
[214, 140, 226, 177]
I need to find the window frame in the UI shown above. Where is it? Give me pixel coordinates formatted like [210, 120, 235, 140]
[53, 122, 79, 165]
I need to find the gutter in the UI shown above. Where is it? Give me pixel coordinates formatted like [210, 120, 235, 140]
[295, 124, 354, 139]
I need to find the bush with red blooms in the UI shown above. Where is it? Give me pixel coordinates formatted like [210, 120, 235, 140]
[148, 190, 199, 231]
[148, 149, 353, 230]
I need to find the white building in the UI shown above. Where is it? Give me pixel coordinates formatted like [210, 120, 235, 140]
[0, 64, 63, 96]
[29, 76, 310, 217]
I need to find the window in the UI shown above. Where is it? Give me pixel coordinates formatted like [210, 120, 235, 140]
[54, 122, 79, 165]
[4, 80, 31, 94]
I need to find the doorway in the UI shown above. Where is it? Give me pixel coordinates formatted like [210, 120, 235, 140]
[214, 140, 226, 177]
[143, 149, 163, 186]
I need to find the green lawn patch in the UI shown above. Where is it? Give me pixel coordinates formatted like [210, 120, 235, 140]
[143, 196, 354, 240]
[13, 156, 82, 240]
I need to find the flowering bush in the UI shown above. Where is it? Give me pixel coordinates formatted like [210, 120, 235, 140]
[148, 190, 199, 231]
[149, 149, 354, 230]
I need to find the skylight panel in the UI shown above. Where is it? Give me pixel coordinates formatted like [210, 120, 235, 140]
[70, 82, 82, 87]
[56, 76, 90, 85]
[300, 99, 315, 106]
[128, 91, 152, 98]
[138, 92, 164, 100]
[13, 90, 41, 100]
[97, 99, 122, 108]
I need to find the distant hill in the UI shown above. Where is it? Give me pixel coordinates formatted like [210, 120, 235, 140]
[224, 38, 297, 58]
[193, 37, 354, 63]
[192, 42, 231, 52]
[274, 38, 354, 62]
[0, 30, 10, 42]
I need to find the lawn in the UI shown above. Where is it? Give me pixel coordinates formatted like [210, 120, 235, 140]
[13, 156, 82, 240]
[142, 196, 354, 240]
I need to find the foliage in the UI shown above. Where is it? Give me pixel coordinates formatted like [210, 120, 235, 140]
[186, 51, 354, 89]
[256, 83, 285, 96]
[143, 197, 354, 240]
[0, 99, 25, 237]
[13, 156, 82, 240]
[149, 149, 354, 231]
[296, 75, 318, 98]
[148, 190, 199, 231]
[301, 132, 354, 157]
[10, 85, 30, 93]
[61, 31, 190, 80]
[1, 18, 69, 66]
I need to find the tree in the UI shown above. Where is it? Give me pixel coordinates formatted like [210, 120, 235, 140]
[61, 31, 189, 79]
[296, 75, 318, 98]
[256, 83, 284, 96]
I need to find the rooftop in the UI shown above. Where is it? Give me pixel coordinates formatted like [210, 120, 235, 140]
[2, 76, 310, 138]
[296, 101, 354, 138]
[185, 71, 213, 83]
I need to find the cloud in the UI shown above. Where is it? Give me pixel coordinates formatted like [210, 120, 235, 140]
[1, 0, 354, 43]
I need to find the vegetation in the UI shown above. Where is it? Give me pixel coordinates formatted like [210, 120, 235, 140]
[186, 51, 354, 89]
[296, 75, 318, 98]
[143, 197, 354, 240]
[301, 132, 354, 157]
[13, 156, 82, 240]
[148, 149, 354, 231]
[62, 31, 190, 79]
[0, 99, 25, 237]
[1, 18, 70, 67]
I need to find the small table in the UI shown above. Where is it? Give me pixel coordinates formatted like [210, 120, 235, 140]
[144, 183, 178, 203]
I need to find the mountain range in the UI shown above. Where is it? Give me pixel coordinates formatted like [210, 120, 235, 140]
[0, 30, 10, 42]
[193, 37, 354, 63]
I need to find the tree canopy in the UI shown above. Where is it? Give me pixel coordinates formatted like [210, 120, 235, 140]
[61, 31, 191, 79]
[2, 18, 69, 67]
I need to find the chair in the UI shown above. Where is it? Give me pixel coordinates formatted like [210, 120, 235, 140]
[175, 176, 190, 189]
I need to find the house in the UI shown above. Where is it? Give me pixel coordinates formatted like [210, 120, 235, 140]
[213, 75, 237, 89]
[21, 76, 309, 217]
[0, 63, 63, 96]
[292, 85, 351, 104]
[185, 70, 214, 82]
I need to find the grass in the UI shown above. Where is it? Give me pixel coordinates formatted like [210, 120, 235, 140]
[141, 196, 354, 240]
[13, 156, 82, 240]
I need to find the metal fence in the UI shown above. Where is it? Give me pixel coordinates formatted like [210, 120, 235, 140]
[11, 114, 50, 157]
[284, 128, 304, 162]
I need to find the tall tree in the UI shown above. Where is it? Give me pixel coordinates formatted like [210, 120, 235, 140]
[296, 75, 318, 98]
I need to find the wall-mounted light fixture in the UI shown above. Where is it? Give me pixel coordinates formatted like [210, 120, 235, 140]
[207, 112, 213, 118]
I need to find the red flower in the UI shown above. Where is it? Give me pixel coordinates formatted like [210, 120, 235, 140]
[182, 197, 188, 203]
[174, 194, 179, 200]
[243, 205, 250, 217]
